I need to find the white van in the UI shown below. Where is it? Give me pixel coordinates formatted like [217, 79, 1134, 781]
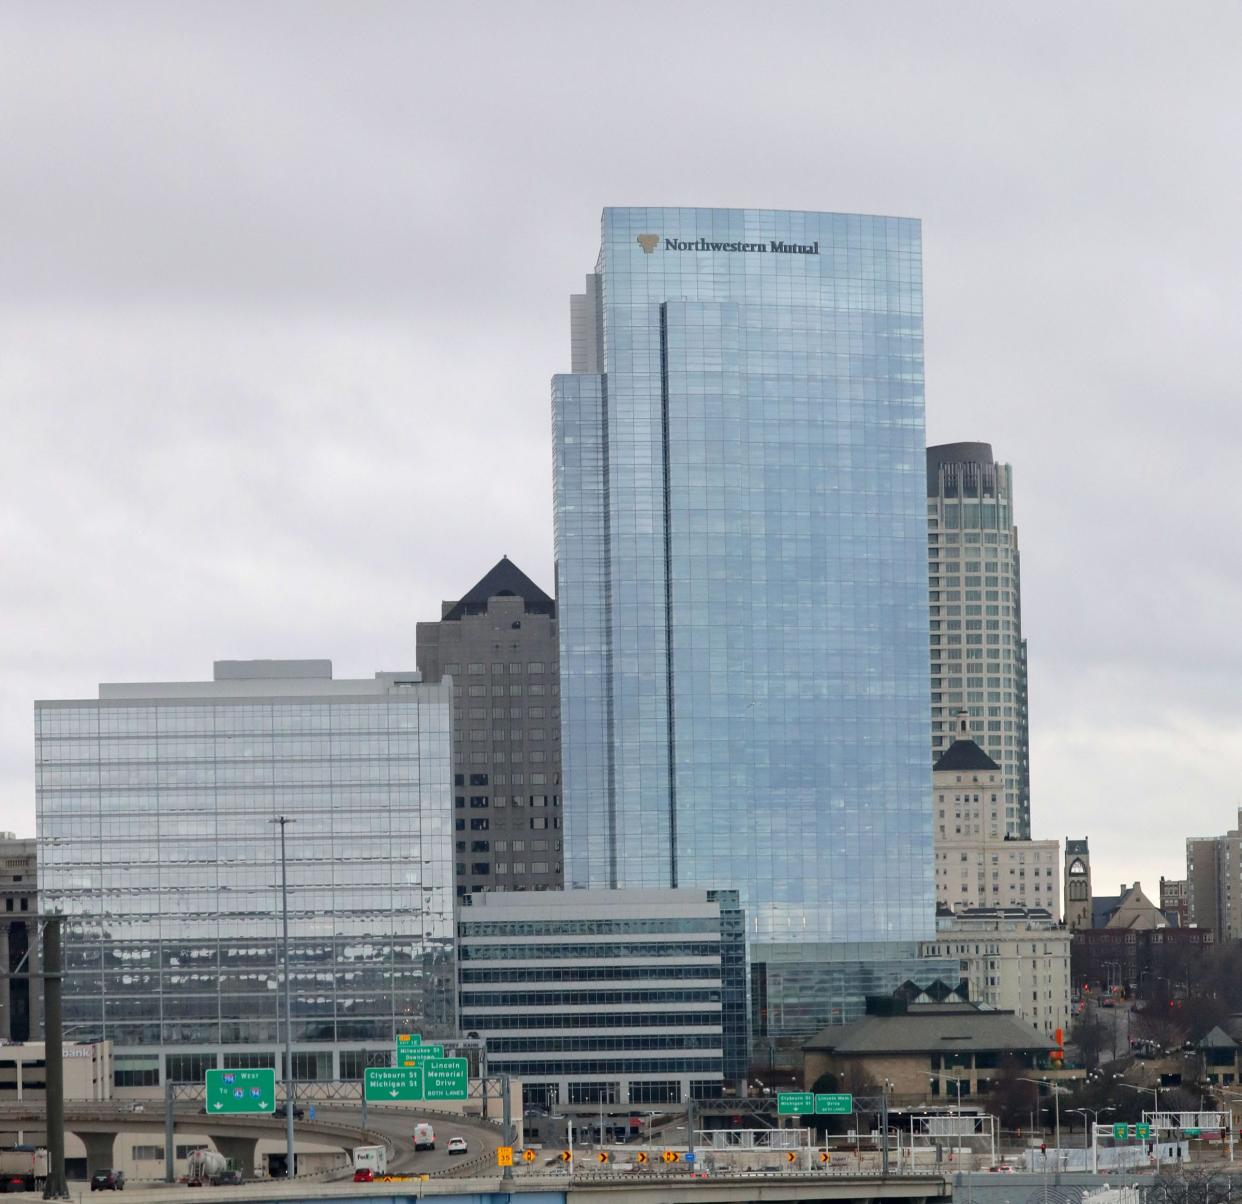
[353, 1146, 388, 1175]
[413, 1123, 436, 1151]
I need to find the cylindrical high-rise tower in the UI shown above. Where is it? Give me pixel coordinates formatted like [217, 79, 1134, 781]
[926, 442, 1031, 837]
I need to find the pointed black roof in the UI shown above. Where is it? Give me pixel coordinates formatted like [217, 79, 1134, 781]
[442, 557, 555, 621]
[933, 739, 1000, 773]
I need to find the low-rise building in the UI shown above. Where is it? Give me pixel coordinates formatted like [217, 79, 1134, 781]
[1160, 877, 1188, 927]
[0, 833, 39, 1042]
[1071, 924, 1214, 994]
[932, 717, 1060, 915]
[803, 998, 1061, 1104]
[457, 888, 748, 1107]
[921, 907, 1070, 1038]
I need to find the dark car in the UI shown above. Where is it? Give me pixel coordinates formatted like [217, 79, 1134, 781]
[91, 1170, 125, 1191]
[274, 1104, 306, 1120]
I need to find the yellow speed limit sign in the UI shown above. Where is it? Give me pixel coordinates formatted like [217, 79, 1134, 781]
[497, 1147, 514, 1167]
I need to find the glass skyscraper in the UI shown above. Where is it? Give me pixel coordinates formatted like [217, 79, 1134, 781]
[35, 660, 455, 1086]
[553, 208, 937, 984]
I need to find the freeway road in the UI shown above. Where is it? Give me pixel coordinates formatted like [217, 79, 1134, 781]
[310, 1105, 503, 1177]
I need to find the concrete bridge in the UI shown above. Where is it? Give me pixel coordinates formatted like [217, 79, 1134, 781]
[0, 1102, 374, 1178]
[52, 1170, 954, 1204]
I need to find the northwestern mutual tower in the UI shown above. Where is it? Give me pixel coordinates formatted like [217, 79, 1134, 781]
[553, 208, 945, 1037]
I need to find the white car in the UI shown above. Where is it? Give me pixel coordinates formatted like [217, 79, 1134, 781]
[447, 1137, 468, 1156]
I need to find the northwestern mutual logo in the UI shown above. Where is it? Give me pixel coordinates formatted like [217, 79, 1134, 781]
[636, 232, 818, 255]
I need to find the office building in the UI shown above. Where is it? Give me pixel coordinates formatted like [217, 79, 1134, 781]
[927, 443, 1030, 837]
[0, 1040, 112, 1102]
[416, 557, 563, 898]
[1064, 838, 1092, 931]
[921, 907, 1070, 1037]
[553, 206, 937, 1038]
[35, 660, 455, 1087]
[1, 834, 40, 1042]
[457, 889, 747, 1106]
[1187, 813, 1242, 938]
[932, 713, 1059, 914]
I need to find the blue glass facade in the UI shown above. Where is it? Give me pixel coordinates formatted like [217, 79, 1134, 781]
[554, 207, 935, 951]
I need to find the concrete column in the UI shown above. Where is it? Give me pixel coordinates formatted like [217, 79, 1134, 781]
[210, 1135, 259, 1178]
[74, 1131, 117, 1177]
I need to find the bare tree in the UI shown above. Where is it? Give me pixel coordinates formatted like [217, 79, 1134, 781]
[1144, 1166, 1235, 1204]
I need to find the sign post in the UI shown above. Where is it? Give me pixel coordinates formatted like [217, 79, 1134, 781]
[423, 1057, 469, 1101]
[364, 1066, 424, 1102]
[204, 1069, 276, 1114]
[815, 1093, 854, 1115]
[777, 1091, 815, 1116]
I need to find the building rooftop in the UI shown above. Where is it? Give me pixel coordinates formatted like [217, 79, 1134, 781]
[804, 1001, 1055, 1056]
[442, 556, 554, 621]
[933, 739, 1000, 773]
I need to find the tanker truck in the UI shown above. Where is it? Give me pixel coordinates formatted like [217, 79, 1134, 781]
[186, 1148, 240, 1186]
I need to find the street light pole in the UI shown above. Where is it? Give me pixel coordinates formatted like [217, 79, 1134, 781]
[272, 816, 296, 1179]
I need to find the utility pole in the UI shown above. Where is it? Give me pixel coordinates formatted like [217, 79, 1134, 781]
[272, 816, 296, 1179]
[500, 1074, 513, 1182]
[42, 916, 69, 1200]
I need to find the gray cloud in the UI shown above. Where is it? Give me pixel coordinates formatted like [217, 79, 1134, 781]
[2, 1, 1239, 896]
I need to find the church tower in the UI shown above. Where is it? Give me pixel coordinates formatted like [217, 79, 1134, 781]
[1064, 838, 1092, 930]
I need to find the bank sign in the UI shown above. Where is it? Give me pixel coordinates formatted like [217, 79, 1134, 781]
[638, 233, 819, 255]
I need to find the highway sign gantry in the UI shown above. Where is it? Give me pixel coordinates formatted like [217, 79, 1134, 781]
[365, 1066, 424, 1101]
[205, 1069, 275, 1114]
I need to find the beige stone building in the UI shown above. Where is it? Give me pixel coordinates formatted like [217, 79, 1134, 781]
[803, 999, 1061, 1104]
[921, 907, 1071, 1038]
[932, 715, 1059, 915]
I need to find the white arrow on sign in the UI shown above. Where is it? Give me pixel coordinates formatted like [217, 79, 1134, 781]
[213, 1103, 223, 1110]
[389, 1090, 399, 1098]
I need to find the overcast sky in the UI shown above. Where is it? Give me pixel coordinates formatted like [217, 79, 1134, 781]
[2, 2, 1239, 898]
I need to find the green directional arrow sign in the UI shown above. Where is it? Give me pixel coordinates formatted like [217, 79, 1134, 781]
[365, 1066, 424, 1102]
[1136, 1124, 1151, 1140]
[816, 1093, 854, 1115]
[778, 1091, 814, 1116]
[423, 1057, 468, 1101]
[1113, 1123, 1131, 1140]
[205, 1069, 275, 1114]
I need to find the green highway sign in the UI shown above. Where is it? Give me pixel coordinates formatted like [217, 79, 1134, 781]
[1113, 1123, 1130, 1140]
[778, 1092, 815, 1116]
[397, 1044, 443, 1065]
[1185, 1128, 1202, 1137]
[423, 1057, 468, 1101]
[815, 1093, 854, 1115]
[205, 1069, 275, 1114]
[1136, 1124, 1151, 1140]
[366, 1066, 424, 1102]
